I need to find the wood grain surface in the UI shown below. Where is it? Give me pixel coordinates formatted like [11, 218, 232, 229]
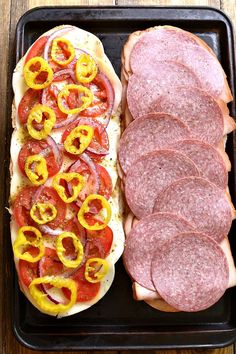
[1, 0, 236, 353]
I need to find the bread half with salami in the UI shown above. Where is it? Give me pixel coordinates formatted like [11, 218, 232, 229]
[10, 25, 125, 317]
[120, 25, 236, 312]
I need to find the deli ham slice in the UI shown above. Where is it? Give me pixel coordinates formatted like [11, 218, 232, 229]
[125, 150, 199, 219]
[170, 139, 228, 189]
[118, 113, 191, 174]
[123, 212, 194, 291]
[151, 232, 229, 312]
[154, 176, 234, 243]
[127, 26, 232, 103]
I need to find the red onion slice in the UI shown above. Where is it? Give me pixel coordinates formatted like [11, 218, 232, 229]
[39, 225, 63, 236]
[43, 25, 73, 62]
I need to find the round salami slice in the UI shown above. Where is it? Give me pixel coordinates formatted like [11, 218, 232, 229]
[123, 212, 194, 291]
[129, 86, 224, 146]
[170, 139, 228, 189]
[154, 176, 232, 243]
[127, 61, 201, 119]
[118, 113, 191, 174]
[125, 150, 199, 219]
[151, 232, 229, 312]
[130, 27, 227, 101]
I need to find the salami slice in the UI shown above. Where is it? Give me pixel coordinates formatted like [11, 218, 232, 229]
[127, 61, 201, 119]
[125, 150, 199, 219]
[154, 176, 232, 243]
[130, 26, 230, 101]
[123, 212, 194, 291]
[129, 86, 224, 146]
[170, 139, 228, 189]
[118, 113, 191, 174]
[151, 232, 229, 312]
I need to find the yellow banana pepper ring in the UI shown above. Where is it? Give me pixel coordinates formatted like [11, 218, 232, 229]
[30, 203, 57, 225]
[52, 172, 85, 203]
[56, 232, 84, 268]
[57, 84, 93, 115]
[13, 226, 45, 262]
[64, 125, 94, 155]
[75, 53, 98, 83]
[24, 56, 53, 90]
[51, 37, 75, 66]
[77, 194, 111, 231]
[25, 155, 48, 186]
[85, 258, 109, 283]
[29, 276, 77, 314]
[27, 104, 56, 140]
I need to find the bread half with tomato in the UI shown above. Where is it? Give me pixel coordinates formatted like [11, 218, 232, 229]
[10, 25, 124, 317]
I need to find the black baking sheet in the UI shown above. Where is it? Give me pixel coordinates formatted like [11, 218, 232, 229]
[12, 6, 236, 351]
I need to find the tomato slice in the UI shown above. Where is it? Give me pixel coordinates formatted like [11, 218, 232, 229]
[13, 186, 38, 227]
[19, 246, 40, 287]
[63, 265, 100, 302]
[87, 226, 113, 258]
[39, 248, 64, 277]
[25, 36, 48, 62]
[18, 139, 62, 177]
[42, 84, 68, 123]
[80, 74, 111, 118]
[97, 165, 112, 200]
[18, 88, 41, 125]
[34, 187, 67, 229]
[61, 117, 109, 160]
[64, 218, 86, 246]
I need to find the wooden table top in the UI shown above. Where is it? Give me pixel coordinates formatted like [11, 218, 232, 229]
[1, 0, 236, 353]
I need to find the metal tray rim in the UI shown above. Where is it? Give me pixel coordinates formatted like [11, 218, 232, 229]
[12, 5, 236, 351]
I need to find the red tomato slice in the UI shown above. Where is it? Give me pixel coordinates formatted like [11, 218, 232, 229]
[25, 36, 48, 62]
[42, 84, 68, 123]
[18, 88, 41, 125]
[68, 160, 112, 202]
[39, 248, 64, 277]
[61, 117, 109, 160]
[97, 165, 112, 200]
[18, 139, 62, 177]
[13, 186, 66, 229]
[19, 247, 40, 287]
[64, 218, 86, 246]
[13, 186, 38, 227]
[35, 187, 67, 229]
[80, 74, 110, 118]
[87, 226, 113, 258]
[63, 265, 100, 302]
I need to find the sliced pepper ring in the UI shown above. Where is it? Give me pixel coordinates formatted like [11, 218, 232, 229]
[75, 53, 98, 83]
[52, 172, 85, 203]
[77, 194, 111, 230]
[27, 104, 56, 140]
[13, 226, 45, 262]
[57, 84, 93, 115]
[51, 37, 75, 66]
[23, 56, 53, 90]
[25, 154, 48, 186]
[85, 258, 109, 283]
[56, 232, 84, 268]
[29, 276, 77, 314]
[64, 125, 94, 155]
[30, 202, 57, 225]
